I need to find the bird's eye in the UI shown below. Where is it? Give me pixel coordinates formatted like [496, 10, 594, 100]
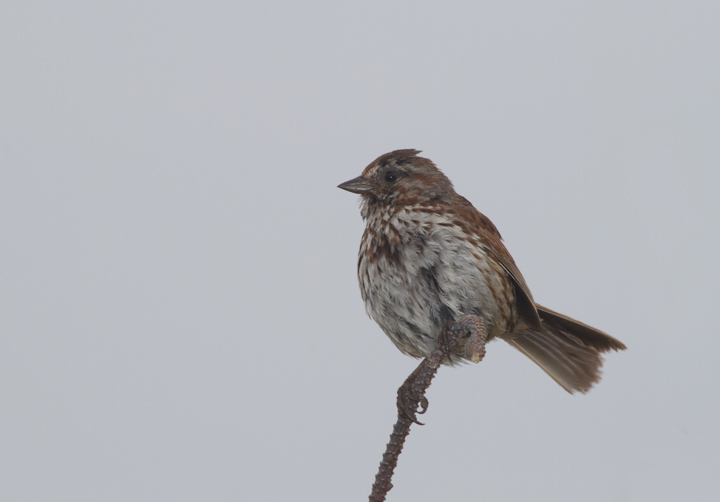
[384, 171, 399, 183]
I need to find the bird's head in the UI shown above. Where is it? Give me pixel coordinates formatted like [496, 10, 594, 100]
[338, 150, 455, 211]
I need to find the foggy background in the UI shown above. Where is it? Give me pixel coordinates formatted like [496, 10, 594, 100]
[2, 2, 718, 501]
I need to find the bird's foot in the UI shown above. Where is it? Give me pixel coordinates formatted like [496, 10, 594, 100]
[454, 315, 487, 363]
[396, 362, 430, 425]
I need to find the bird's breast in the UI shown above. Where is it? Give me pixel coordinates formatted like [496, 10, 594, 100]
[357, 207, 517, 357]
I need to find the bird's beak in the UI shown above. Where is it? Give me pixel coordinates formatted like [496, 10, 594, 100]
[338, 175, 373, 194]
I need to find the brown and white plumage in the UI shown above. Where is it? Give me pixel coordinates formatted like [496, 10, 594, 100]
[339, 149, 626, 393]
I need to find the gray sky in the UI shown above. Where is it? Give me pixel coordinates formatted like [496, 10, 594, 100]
[1, 2, 719, 501]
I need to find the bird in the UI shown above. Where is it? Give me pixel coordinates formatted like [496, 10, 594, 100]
[338, 149, 626, 394]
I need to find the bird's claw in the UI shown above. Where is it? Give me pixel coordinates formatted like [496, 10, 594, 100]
[397, 379, 428, 425]
[453, 315, 487, 364]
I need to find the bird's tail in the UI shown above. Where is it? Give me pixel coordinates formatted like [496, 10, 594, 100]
[504, 305, 627, 393]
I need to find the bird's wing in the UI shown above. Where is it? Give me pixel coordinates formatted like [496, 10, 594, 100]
[454, 197, 542, 330]
[488, 236, 543, 330]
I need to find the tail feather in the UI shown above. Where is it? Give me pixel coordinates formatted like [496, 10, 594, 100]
[505, 305, 626, 393]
